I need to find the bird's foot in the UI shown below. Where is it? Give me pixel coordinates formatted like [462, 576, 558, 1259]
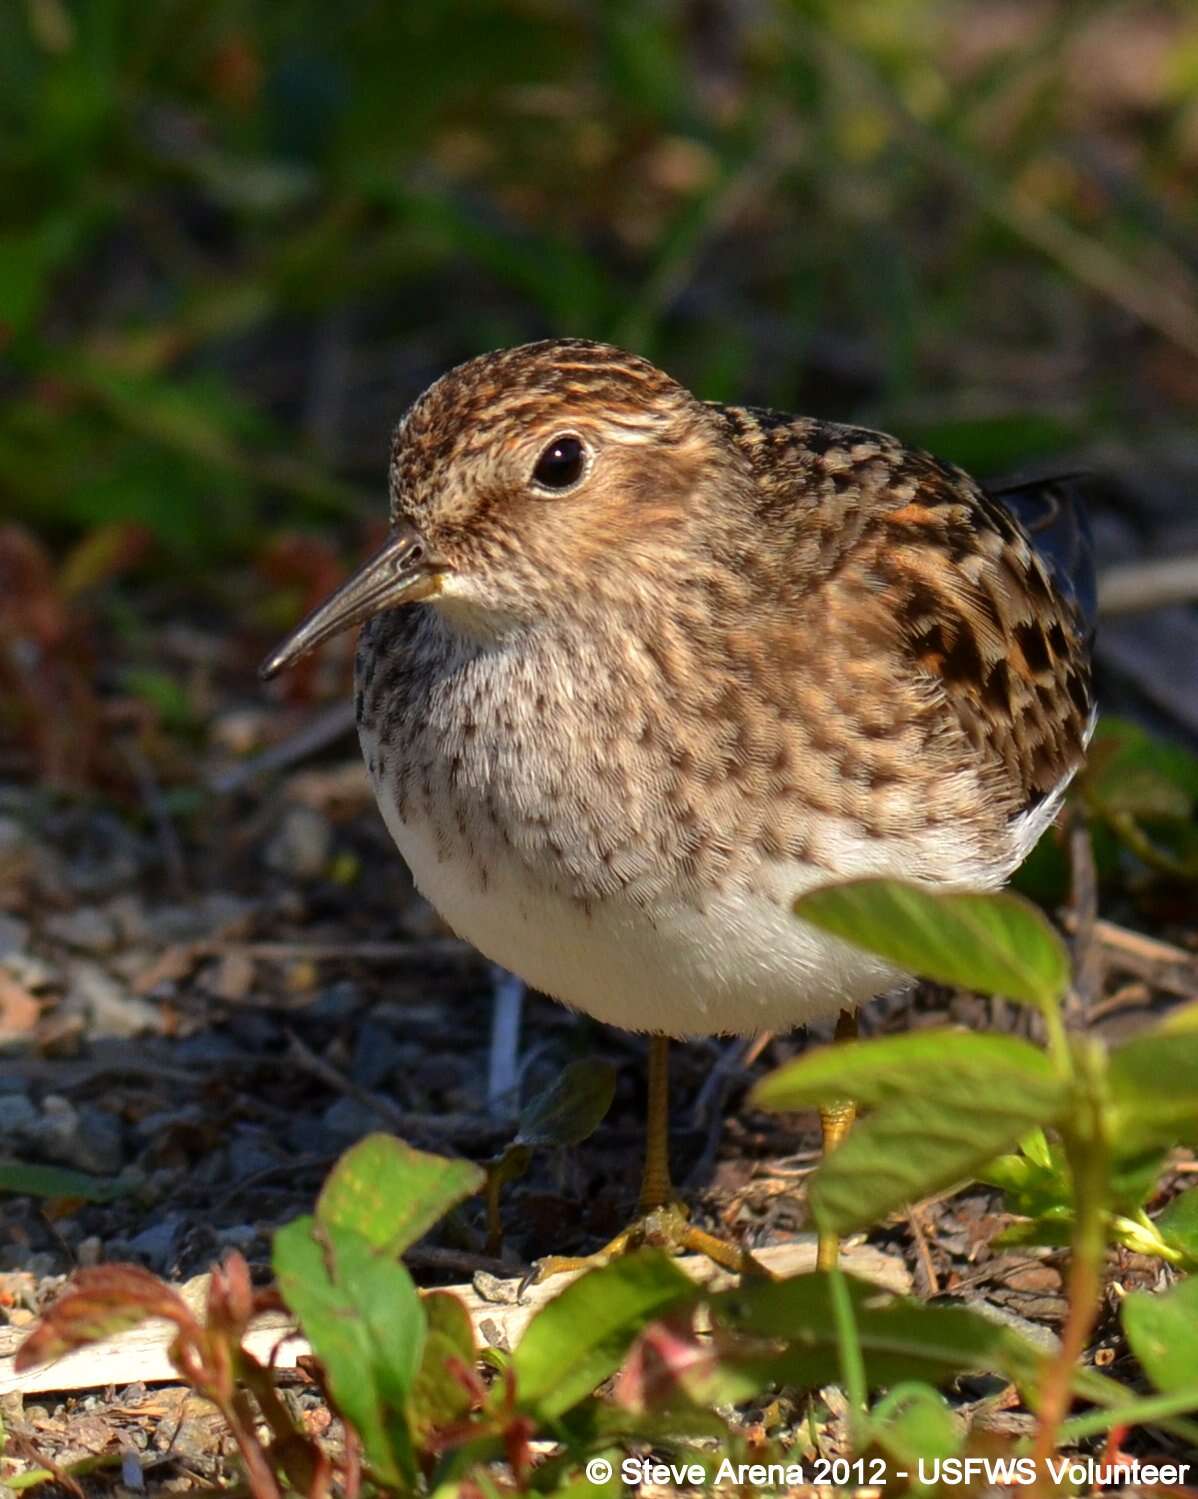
[527, 1200, 771, 1286]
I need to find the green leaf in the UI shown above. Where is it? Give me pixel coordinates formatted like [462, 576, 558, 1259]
[1082, 719, 1198, 822]
[870, 1383, 962, 1463]
[750, 1030, 1058, 1114]
[273, 1217, 424, 1486]
[1158, 1190, 1198, 1266]
[1123, 1276, 1198, 1394]
[511, 1251, 698, 1421]
[706, 1273, 1042, 1400]
[1109, 1033, 1198, 1150]
[0, 1161, 133, 1203]
[809, 1084, 1064, 1234]
[516, 1060, 616, 1149]
[794, 880, 1069, 1010]
[408, 1291, 476, 1440]
[316, 1134, 483, 1255]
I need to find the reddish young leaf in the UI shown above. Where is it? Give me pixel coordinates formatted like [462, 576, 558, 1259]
[15, 1265, 198, 1370]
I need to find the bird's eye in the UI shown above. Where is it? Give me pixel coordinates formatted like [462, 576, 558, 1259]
[532, 434, 587, 491]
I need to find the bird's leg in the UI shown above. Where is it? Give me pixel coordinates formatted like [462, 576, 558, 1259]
[530, 1035, 769, 1284]
[816, 1008, 859, 1271]
[639, 1034, 673, 1210]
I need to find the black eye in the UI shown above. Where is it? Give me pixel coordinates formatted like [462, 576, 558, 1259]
[532, 434, 587, 490]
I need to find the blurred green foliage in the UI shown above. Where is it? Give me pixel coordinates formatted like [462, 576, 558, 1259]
[3, 0, 1198, 564]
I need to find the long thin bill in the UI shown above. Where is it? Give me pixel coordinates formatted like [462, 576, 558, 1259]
[259, 522, 439, 679]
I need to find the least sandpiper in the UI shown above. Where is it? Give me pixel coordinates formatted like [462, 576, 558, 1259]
[262, 339, 1095, 1269]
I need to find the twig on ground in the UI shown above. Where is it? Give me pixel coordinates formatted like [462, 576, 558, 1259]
[1067, 816, 1101, 1021]
[207, 703, 357, 794]
[1097, 555, 1198, 616]
[907, 1202, 941, 1296]
[1060, 917, 1198, 999]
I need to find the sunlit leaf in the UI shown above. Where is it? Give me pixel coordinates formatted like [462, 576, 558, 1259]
[751, 1030, 1057, 1114]
[1123, 1276, 1198, 1394]
[316, 1133, 483, 1256]
[273, 1217, 423, 1486]
[793, 880, 1069, 1011]
[1109, 1033, 1198, 1150]
[512, 1251, 697, 1421]
[809, 1084, 1063, 1233]
[1157, 1189, 1198, 1265]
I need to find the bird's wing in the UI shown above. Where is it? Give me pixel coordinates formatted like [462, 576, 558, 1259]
[714, 405, 1095, 825]
[984, 472, 1097, 641]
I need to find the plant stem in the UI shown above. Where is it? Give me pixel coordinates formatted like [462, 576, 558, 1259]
[1059, 1386, 1198, 1443]
[826, 1262, 868, 1449]
[1030, 1043, 1110, 1487]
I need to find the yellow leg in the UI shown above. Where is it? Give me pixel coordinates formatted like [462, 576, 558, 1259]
[816, 1009, 859, 1271]
[532, 1035, 771, 1283]
[640, 1035, 673, 1211]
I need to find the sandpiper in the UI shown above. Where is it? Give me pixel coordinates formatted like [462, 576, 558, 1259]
[262, 339, 1094, 1271]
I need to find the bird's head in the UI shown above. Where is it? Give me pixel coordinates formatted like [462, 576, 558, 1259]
[260, 339, 737, 675]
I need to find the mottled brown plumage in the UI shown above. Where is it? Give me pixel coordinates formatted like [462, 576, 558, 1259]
[266, 338, 1094, 1040]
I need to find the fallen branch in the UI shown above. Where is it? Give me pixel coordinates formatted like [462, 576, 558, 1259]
[0, 1239, 909, 1397]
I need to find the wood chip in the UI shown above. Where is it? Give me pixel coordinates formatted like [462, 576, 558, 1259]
[0, 1239, 909, 1397]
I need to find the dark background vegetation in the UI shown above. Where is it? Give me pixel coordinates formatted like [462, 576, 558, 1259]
[4, 0, 1198, 795]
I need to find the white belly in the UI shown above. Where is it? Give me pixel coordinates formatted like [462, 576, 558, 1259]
[374, 790, 906, 1037]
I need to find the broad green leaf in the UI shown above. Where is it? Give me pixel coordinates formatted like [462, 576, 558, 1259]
[794, 880, 1069, 1011]
[0, 1162, 133, 1203]
[1157, 1002, 1198, 1035]
[539, 1458, 625, 1498]
[273, 1217, 424, 1486]
[512, 1251, 697, 1421]
[1123, 1277, 1198, 1394]
[870, 1383, 962, 1462]
[408, 1291, 476, 1439]
[751, 1030, 1056, 1114]
[1109, 1034, 1198, 1150]
[707, 1273, 1042, 1400]
[809, 1086, 1063, 1234]
[1082, 719, 1198, 821]
[1157, 1189, 1198, 1264]
[316, 1134, 483, 1255]
[516, 1060, 616, 1148]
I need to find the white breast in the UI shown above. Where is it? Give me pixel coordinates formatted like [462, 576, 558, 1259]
[369, 769, 918, 1037]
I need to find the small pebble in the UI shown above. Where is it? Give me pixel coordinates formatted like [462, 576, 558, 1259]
[76, 1236, 103, 1267]
[264, 805, 332, 880]
[44, 906, 118, 954]
[65, 960, 162, 1038]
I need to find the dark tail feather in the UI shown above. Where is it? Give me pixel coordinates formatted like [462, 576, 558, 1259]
[985, 472, 1097, 638]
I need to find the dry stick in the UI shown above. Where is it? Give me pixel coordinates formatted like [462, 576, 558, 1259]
[1029, 1077, 1110, 1485]
[906, 1202, 941, 1297]
[1066, 817, 1102, 1021]
[207, 703, 357, 795]
[282, 1031, 508, 1149]
[0, 1241, 911, 1397]
[1098, 555, 1198, 616]
[1060, 915, 1198, 999]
